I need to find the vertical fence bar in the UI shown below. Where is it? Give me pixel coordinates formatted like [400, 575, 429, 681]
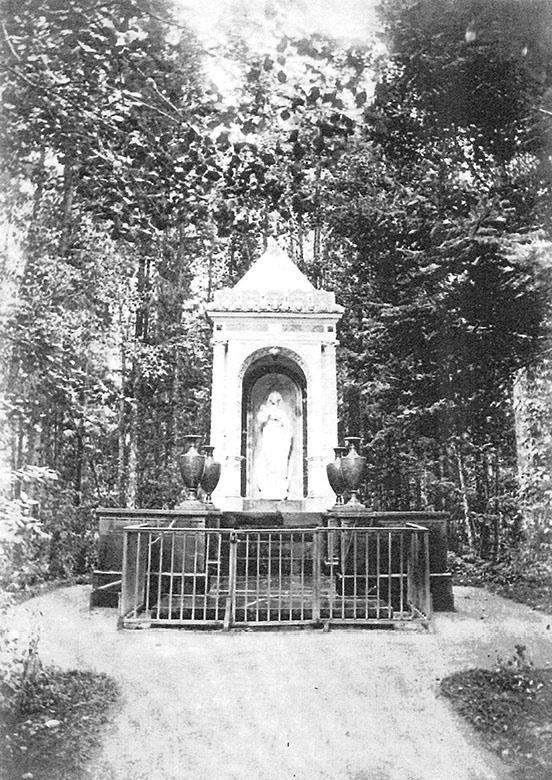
[329, 532, 335, 621]
[246, 532, 250, 620]
[156, 532, 164, 618]
[202, 530, 208, 622]
[179, 531, 187, 622]
[180, 531, 188, 620]
[407, 531, 414, 611]
[255, 532, 259, 619]
[258, 532, 263, 622]
[144, 531, 153, 613]
[388, 531, 393, 616]
[215, 531, 222, 621]
[288, 531, 294, 621]
[278, 531, 283, 621]
[120, 529, 130, 618]
[313, 530, 321, 624]
[376, 533, 381, 619]
[299, 532, 304, 620]
[191, 531, 199, 620]
[168, 531, 175, 620]
[133, 530, 142, 619]
[364, 530, 370, 619]
[352, 531, 358, 619]
[244, 533, 249, 621]
[253, 533, 259, 622]
[224, 532, 237, 631]
[423, 530, 431, 618]
[340, 528, 346, 620]
[399, 531, 405, 616]
[267, 533, 272, 621]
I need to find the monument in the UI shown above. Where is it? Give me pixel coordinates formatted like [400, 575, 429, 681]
[206, 238, 343, 512]
[91, 239, 454, 617]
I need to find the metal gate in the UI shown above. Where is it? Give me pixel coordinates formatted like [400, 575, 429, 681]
[119, 525, 431, 630]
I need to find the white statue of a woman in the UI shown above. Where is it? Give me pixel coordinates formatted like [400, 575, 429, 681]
[256, 391, 293, 499]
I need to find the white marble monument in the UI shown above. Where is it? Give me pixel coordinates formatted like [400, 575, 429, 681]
[206, 239, 343, 511]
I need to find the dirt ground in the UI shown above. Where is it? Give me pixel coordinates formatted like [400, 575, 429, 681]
[6, 586, 552, 780]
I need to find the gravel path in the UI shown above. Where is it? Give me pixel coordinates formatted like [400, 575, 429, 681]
[6, 586, 552, 780]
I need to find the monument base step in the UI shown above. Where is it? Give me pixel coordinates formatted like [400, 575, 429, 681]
[221, 510, 324, 528]
[429, 573, 455, 611]
[242, 499, 303, 512]
[90, 570, 121, 607]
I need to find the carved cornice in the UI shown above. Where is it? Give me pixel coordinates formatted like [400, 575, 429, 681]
[206, 288, 344, 314]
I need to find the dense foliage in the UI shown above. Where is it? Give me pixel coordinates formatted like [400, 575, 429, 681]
[1, 0, 552, 586]
[329, 0, 552, 557]
[0, 0, 217, 580]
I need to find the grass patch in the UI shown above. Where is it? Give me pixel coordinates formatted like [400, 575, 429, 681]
[448, 552, 552, 615]
[440, 646, 552, 780]
[1, 646, 120, 780]
[489, 578, 552, 616]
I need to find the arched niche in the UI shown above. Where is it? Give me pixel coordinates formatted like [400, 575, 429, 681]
[241, 352, 307, 500]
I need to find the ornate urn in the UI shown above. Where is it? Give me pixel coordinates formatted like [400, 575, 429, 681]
[340, 437, 366, 506]
[178, 435, 205, 501]
[326, 446, 347, 505]
[200, 445, 221, 504]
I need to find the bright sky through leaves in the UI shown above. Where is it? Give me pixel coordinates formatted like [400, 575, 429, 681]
[176, 0, 380, 47]
[175, 0, 380, 98]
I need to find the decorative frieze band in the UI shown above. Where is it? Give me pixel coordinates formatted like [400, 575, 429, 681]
[207, 288, 344, 314]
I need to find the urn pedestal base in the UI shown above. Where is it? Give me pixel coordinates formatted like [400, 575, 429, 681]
[90, 506, 221, 608]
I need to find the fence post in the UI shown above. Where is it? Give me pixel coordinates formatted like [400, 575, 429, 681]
[223, 531, 237, 631]
[423, 530, 432, 619]
[312, 529, 321, 624]
[407, 527, 432, 621]
[120, 528, 130, 620]
[407, 531, 416, 609]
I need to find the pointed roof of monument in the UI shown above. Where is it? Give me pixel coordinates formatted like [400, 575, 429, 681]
[234, 238, 315, 293]
[207, 238, 343, 315]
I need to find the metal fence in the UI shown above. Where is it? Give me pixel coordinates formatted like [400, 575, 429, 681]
[119, 525, 431, 630]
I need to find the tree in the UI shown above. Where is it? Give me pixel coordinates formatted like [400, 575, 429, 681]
[200, 28, 374, 279]
[324, 0, 552, 553]
[0, 0, 220, 579]
[2, 0, 552, 585]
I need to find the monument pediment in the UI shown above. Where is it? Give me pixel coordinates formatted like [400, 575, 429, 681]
[207, 239, 344, 314]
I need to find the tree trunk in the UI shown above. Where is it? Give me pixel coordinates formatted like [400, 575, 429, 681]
[126, 244, 153, 508]
[127, 391, 138, 509]
[73, 358, 90, 506]
[492, 447, 501, 561]
[117, 327, 127, 505]
[74, 430, 84, 506]
[59, 161, 74, 256]
[453, 441, 476, 550]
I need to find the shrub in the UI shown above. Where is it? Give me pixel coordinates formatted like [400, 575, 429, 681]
[441, 646, 552, 779]
[0, 466, 98, 593]
[0, 492, 51, 591]
[448, 533, 552, 614]
[0, 627, 120, 780]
